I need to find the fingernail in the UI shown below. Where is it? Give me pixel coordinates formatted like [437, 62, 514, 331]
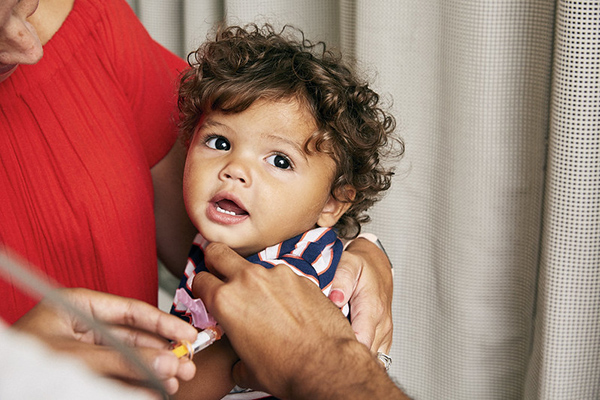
[328, 289, 345, 305]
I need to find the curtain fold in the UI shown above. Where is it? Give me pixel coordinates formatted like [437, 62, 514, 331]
[526, 2, 600, 399]
[130, 1, 600, 398]
[356, 1, 553, 398]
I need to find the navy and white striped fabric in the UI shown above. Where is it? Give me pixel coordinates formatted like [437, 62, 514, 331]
[171, 226, 344, 324]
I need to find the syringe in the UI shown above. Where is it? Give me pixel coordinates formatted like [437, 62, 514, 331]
[171, 325, 223, 360]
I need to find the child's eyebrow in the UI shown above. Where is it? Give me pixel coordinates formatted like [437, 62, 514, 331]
[200, 119, 227, 130]
[263, 133, 308, 161]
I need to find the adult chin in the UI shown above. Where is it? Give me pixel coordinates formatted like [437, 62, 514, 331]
[0, 63, 18, 83]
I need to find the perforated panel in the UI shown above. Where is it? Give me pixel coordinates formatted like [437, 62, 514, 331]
[358, 1, 554, 398]
[527, 2, 600, 399]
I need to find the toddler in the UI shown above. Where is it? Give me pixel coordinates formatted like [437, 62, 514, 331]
[171, 23, 401, 399]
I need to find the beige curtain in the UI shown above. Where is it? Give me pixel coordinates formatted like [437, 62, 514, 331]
[129, 1, 600, 398]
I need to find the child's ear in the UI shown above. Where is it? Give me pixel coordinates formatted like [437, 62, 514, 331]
[317, 185, 356, 228]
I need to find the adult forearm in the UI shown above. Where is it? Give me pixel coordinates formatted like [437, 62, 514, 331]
[292, 338, 409, 400]
[152, 140, 198, 277]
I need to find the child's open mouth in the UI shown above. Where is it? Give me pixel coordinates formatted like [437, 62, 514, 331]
[206, 194, 250, 225]
[215, 199, 248, 216]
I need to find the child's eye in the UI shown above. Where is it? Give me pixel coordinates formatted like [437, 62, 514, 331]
[266, 154, 293, 170]
[206, 136, 230, 151]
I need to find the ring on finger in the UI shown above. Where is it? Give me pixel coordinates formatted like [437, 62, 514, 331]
[376, 351, 392, 372]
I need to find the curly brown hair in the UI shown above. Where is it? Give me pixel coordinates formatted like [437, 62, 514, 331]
[178, 23, 403, 238]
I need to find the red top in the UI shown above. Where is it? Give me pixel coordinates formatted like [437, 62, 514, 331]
[0, 0, 187, 323]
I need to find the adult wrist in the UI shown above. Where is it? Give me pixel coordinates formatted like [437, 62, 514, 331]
[294, 338, 407, 400]
[356, 233, 392, 268]
[345, 232, 393, 272]
[290, 338, 363, 399]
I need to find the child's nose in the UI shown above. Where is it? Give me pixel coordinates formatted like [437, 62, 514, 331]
[219, 160, 251, 185]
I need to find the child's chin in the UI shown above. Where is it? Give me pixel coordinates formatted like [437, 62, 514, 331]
[207, 235, 254, 256]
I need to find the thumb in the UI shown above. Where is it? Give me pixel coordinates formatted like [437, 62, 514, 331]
[328, 257, 360, 308]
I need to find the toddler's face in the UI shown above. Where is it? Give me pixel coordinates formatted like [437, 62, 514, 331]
[183, 98, 342, 256]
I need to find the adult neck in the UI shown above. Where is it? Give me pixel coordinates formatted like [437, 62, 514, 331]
[27, 0, 74, 45]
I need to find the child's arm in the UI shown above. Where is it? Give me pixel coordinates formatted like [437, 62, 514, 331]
[175, 335, 238, 400]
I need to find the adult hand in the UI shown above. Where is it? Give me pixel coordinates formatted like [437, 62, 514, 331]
[11, 288, 198, 395]
[193, 243, 406, 400]
[329, 237, 394, 353]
